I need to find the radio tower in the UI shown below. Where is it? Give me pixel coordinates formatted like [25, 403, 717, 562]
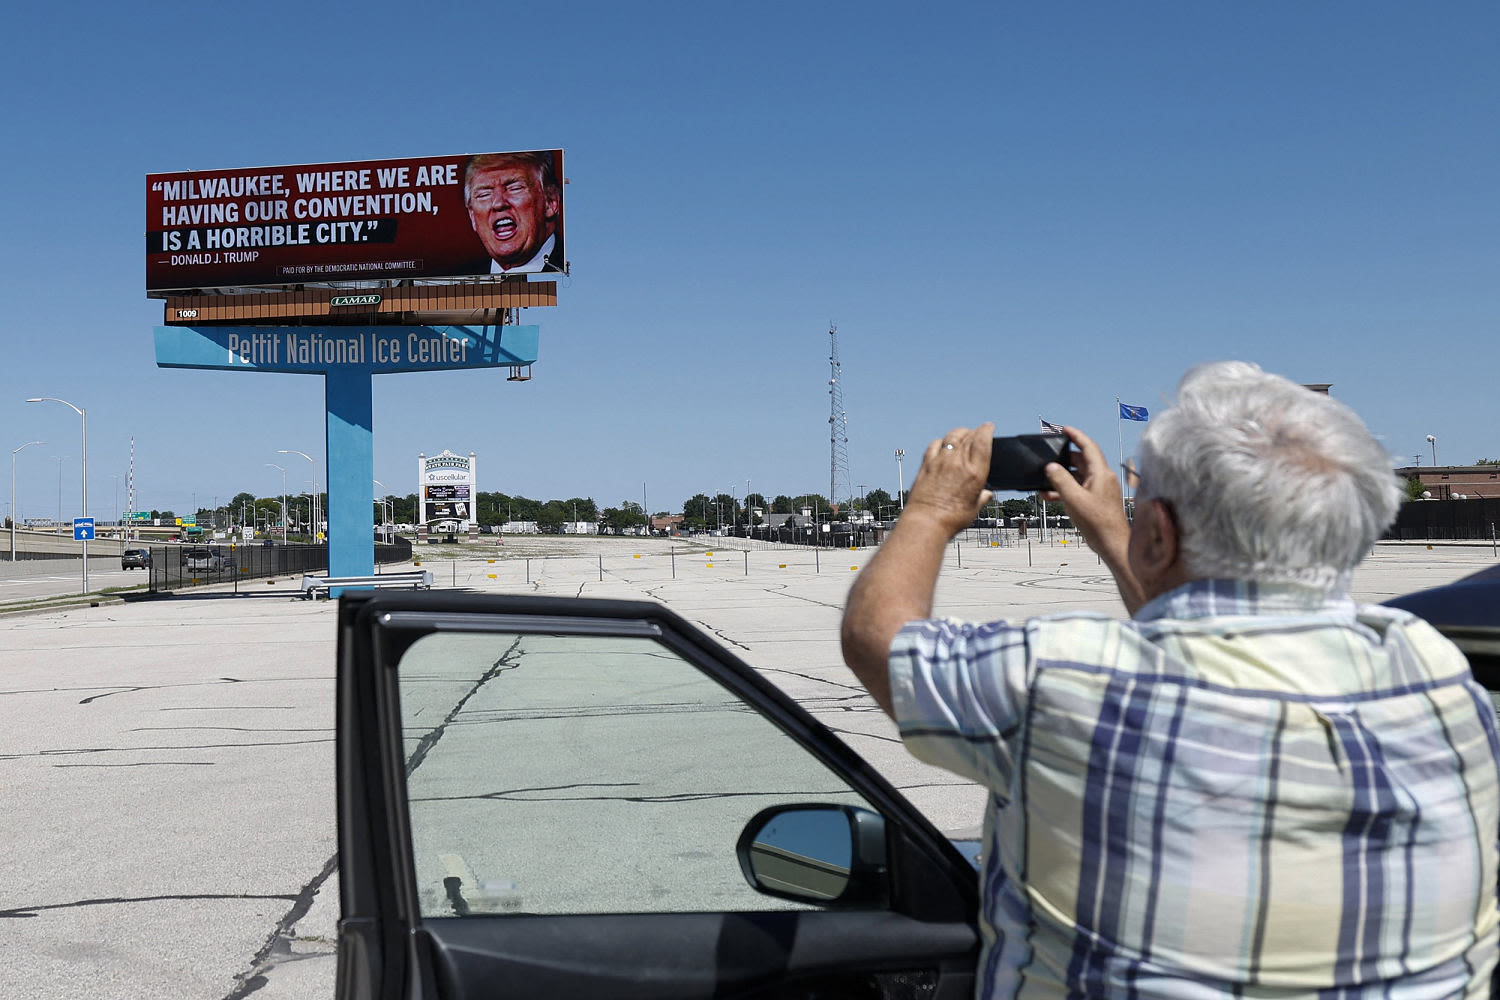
[827, 325, 851, 513]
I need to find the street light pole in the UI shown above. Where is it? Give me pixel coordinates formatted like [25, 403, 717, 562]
[266, 463, 287, 545]
[27, 397, 87, 592]
[10, 440, 43, 562]
[278, 449, 318, 541]
[894, 449, 905, 511]
[374, 479, 386, 543]
[1426, 434, 1437, 467]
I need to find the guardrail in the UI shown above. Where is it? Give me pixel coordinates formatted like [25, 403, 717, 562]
[299, 570, 433, 599]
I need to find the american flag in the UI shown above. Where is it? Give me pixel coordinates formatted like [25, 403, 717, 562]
[1039, 417, 1065, 434]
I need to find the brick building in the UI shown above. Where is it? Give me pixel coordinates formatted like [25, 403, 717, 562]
[1394, 466, 1500, 500]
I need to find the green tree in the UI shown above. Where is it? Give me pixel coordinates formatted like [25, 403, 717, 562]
[602, 500, 647, 533]
[999, 498, 1035, 519]
[744, 493, 769, 525]
[537, 500, 568, 533]
[1405, 477, 1428, 501]
[790, 494, 832, 516]
[682, 494, 712, 531]
[1476, 458, 1500, 466]
[863, 488, 896, 518]
[772, 494, 793, 514]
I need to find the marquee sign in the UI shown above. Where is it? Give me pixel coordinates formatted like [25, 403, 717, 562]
[419, 451, 477, 528]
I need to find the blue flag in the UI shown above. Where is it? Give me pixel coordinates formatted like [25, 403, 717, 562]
[1119, 403, 1149, 422]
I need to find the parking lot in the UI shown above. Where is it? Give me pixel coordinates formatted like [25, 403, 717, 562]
[0, 537, 1493, 999]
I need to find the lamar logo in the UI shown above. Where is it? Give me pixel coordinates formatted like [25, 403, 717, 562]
[330, 294, 381, 307]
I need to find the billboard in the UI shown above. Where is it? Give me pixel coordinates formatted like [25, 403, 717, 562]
[419, 451, 476, 528]
[146, 150, 564, 292]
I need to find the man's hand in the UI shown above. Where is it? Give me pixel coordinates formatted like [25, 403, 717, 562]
[1042, 426, 1144, 612]
[905, 423, 995, 535]
[842, 424, 993, 718]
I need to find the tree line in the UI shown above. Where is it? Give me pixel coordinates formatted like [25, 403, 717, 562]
[139, 486, 1063, 537]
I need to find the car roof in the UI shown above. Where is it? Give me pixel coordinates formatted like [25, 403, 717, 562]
[1383, 563, 1500, 629]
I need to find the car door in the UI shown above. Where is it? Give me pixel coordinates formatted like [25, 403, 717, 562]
[335, 591, 979, 1000]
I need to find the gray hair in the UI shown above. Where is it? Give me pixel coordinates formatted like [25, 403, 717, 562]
[1136, 361, 1400, 592]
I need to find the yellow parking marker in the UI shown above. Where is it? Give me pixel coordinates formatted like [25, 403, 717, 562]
[487, 573, 497, 579]
[778, 563, 786, 569]
[633, 554, 641, 559]
[706, 562, 714, 568]
[850, 565, 858, 571]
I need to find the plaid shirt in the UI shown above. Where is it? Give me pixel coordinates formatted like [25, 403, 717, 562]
[890, 580, 1500, 999]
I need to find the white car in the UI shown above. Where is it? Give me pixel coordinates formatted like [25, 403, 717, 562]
[183, 547, 227, 572]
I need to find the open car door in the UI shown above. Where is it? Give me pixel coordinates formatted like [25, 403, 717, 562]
[334, 592, 980, 1000]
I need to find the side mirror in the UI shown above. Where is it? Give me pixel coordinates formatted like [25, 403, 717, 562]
[736, 804, 888, 908]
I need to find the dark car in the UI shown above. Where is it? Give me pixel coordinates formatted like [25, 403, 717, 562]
[121, 548, 151, 570]
[1384, 563, 1500, 689]
[333, 575, 1499, 1000]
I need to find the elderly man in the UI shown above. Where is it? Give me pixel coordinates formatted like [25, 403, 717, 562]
[842, 362, 1499, 998]
[463, 151, 563, 274]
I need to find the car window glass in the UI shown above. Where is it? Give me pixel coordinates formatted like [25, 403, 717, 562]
[396, 630, 878, 917]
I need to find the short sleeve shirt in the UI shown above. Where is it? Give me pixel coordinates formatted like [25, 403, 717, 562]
[889, 579, 1500, 999]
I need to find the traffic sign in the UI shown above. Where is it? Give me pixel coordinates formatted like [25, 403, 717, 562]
[73, 517, 95, 541]
[128, 511, 151, 522]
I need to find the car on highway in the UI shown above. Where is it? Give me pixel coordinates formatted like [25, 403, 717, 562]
[183, 546, 230, 573]
[333, 573, 1500, 999]
[120, 548, 151, 570]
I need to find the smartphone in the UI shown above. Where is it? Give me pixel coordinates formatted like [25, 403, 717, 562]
[986, 434, 1069, 491]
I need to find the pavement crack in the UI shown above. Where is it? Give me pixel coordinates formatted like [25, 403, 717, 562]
[222, 853, 338, 1000]
[0, 738, 333, 761]
[406, 636, 524, 776]
[695, 620, 750, 651]
[411, 784, 856, 805]
[0, 892, 299, 919]
[769, 590, 844, 610]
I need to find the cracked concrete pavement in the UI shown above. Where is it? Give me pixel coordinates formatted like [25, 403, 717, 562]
[0, 535, 1491, 998]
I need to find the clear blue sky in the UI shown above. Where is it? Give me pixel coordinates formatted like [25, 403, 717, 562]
[2, 2, 1495, 522]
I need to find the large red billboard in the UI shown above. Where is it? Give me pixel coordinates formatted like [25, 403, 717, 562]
[146, 150, 564, 292]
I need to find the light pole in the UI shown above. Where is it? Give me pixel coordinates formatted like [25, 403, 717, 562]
[374, 479, 387, 542]
[27, 397, 87, 592]
[266, 463, 288, 545]
[278, 449, 318, 541]
[54, 456, 66, 526]
[10, 440, 43, 562]
[894, 449, 905, 511]
[1426, 434, 1437, 467]
[109, 474, 122, 529]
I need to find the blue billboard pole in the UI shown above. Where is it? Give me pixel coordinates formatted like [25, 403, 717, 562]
[155, 324, 539, 582]
[325, 368, 375, 578]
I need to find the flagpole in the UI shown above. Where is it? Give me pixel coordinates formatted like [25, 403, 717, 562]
[1116, 395, 1126, 502]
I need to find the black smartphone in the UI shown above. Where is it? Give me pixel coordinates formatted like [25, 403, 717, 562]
[986, 434, 1069, 491]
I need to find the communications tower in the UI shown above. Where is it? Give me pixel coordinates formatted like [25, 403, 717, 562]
[827, 325, 851, 513]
